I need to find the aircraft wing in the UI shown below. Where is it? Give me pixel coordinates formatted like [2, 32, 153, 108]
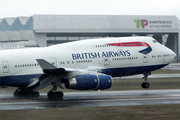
[29, 59, 104, 90]
[36, 59, 101, 75]
[37, 59, 66, 75]
[36, 59, 57, 70]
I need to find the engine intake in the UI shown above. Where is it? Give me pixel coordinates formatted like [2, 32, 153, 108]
[65, 74, 113, 90]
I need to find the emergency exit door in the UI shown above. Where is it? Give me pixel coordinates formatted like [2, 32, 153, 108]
[143, 54, 148, 65]
[2, 61, 9, 73]
[104, 57, 110, 66]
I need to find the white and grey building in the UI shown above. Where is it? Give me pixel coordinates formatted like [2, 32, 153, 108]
[0, 15, 179, 62]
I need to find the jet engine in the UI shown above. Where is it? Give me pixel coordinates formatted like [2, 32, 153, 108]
[65, 74, 113, 90]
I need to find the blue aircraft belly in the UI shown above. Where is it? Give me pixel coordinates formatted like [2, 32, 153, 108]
[0, 74, 42, 87]
[0, 64, 168, 87]
[101, 64, 168, 77]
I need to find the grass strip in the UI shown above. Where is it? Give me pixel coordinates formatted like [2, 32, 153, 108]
[1, 104, 180, 120]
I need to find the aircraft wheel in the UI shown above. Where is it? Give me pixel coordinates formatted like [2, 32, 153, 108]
[27, 92, 33, 98]
[56, 91, 64, 99]
[48, 91, 63, 99]
[47, 91, 52, 99]
[14, 90, 19, 97]
[14, 91, 24, 98]
[141, 82, 150, 89]
[33, 91, 40, 98]
[47, 91, 55, 99]
[27, 91, 40, 98]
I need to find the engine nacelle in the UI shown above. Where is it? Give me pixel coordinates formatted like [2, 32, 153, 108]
[65, 74, 113, 90]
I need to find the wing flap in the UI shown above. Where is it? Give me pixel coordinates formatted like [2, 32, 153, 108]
[30, 59, 105, 90]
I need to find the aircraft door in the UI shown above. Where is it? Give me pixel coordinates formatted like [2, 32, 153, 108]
[104, 57, 110, 67]
[2, 61, 9, 73]
[143, 54, 148, 64]
[50, 58, 57, 67]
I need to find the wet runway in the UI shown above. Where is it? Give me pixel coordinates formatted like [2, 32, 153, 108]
[0, 63, 179, 110]
[162, 63, 180, 71]
[121, 74, 180, 79]
[1, 90, 180, 110]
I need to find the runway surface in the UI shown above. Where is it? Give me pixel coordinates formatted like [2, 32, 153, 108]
[1, 90, 180, 110]
[162, 63, 180, 71]
[121, 74, 180, 79]
[0, 63, 179, 110]
[116, 63, 180, 79]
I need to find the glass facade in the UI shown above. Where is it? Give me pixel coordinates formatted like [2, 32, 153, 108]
[47, 34, 109, 46]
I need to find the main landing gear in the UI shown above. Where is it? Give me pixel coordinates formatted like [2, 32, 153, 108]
[14, 87, 40, 98]
[47, 82, 64, 100]
[13, 82, 64, 99]
[141, 72, 150, 89]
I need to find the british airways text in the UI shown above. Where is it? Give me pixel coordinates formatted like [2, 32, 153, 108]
[72, 50, 131, 60]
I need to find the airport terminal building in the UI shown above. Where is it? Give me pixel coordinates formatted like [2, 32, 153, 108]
[0, 15, 179, 62]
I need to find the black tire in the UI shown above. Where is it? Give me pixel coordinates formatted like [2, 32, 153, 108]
[56, 91, 64, 99]
[141, 82, 145, 88]
[141, 82, 150, 89]
[47, 91, 52, 99]
[27, 92, 33, 98]
[145, 82, 150, 89]
[16, 91, 24, 98]
[48, 91, 56, 99]
[14, 91, 19, 97]
[141, 82, 146, 88]
[33, 91, 40, 98]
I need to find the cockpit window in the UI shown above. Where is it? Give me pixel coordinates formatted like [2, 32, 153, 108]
[153, 40, 158, 43]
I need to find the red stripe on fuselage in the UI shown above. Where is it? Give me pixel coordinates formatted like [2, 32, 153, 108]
[107, 42, 150, 47]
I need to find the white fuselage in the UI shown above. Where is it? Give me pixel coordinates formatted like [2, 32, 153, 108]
[0, 36, 176, 87]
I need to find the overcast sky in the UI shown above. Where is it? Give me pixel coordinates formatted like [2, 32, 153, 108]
[1, 0, 180, 19]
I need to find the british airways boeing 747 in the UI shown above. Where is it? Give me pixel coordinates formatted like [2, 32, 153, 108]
[0, 36, 176, 99]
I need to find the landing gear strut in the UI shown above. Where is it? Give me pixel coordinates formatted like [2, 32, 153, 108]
[141, 72, 150, 89]
[47, 82, 64, 100]
[14, 87, 40, 98]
